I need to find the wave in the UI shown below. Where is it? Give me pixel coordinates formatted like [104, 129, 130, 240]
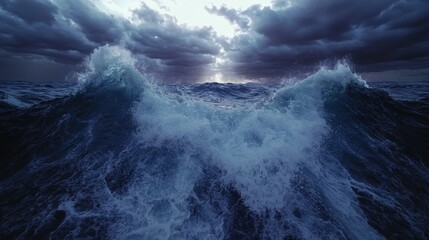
[0, 46, 428, 239]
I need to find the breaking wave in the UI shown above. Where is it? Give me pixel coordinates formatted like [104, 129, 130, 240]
[0, 46, 428, 239]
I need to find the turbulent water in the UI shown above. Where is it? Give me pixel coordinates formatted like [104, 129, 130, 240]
[1, 46, 428, 240]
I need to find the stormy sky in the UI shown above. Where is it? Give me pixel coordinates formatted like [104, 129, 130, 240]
[0, 0, 428, 82]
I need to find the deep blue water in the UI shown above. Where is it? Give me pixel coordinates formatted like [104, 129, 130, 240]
[1, 47, 428, 239]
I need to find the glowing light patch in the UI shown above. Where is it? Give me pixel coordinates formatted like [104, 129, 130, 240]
[90, 0, 272, 38]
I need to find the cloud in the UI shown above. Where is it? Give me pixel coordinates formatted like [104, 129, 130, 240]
[221, 0, 429, 81]
[0, 1, 221, 82]
[0, 0, 96, 65]
[205, 5, 249, 29]
[0, 0, 57, 24]
[127, 3, 221, 82]
[1, 0, 428, 82]
[0, 55, 75, 82]
[361, 67, 429, 82]
[58, 0, 127, 45]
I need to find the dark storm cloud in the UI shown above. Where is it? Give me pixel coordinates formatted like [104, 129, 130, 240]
[222, 0, 429, 81]
[0, 0, 57, 24]
[0, 0, 97, 66]
[133, 3, 166, 24]
[126, 3, 221, 82]
[59, 0, 127, 45]
[0, 1, 220, 82]
[0, 56, 76, 82]
[205, 5, 249, 29]
[1, 0, 428, 82]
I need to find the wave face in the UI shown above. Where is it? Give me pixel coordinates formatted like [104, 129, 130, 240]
[1, 46, 428, 239]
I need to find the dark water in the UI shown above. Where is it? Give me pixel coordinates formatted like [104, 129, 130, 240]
[1, 46, 428, 239]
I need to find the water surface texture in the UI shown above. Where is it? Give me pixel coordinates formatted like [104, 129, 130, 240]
[1, 47, 428, 239]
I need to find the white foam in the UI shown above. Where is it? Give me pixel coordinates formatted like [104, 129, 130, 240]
[129, 60, 379, 238]
[75, 45, 147, 96]
[73, 46, 381, 239]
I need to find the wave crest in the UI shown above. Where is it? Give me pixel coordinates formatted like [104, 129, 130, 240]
[76, 45, 147, 96]
[273, 62, 368, 109]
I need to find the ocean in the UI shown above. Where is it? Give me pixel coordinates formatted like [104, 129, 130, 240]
[1, 46, 428, 239]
